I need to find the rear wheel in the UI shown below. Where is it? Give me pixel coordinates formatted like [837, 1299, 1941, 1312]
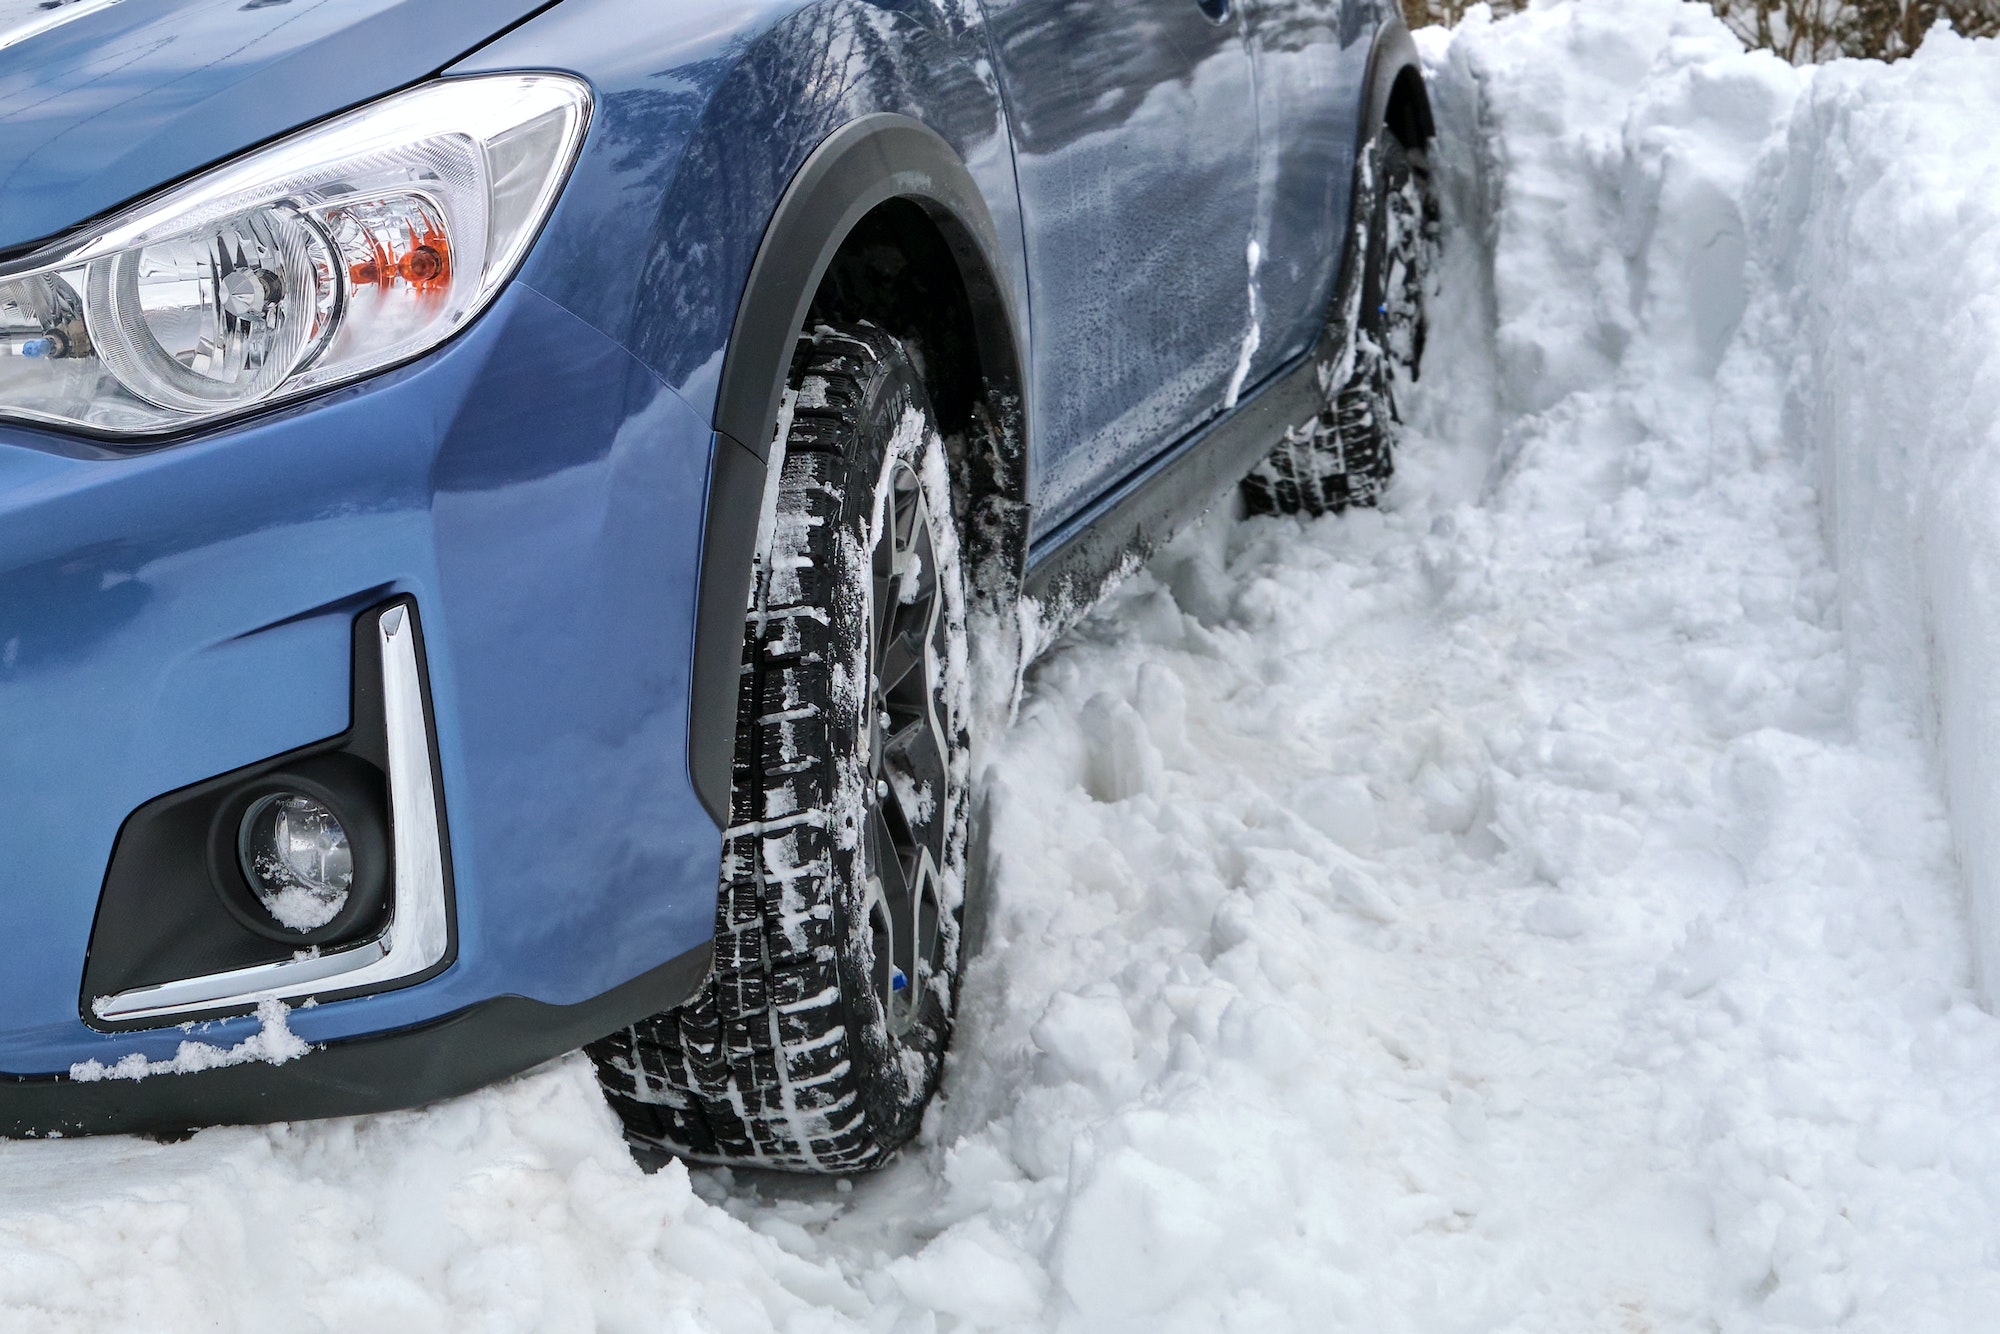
[589, 323, 971, 1172]
[1243, 126, 1436, 517]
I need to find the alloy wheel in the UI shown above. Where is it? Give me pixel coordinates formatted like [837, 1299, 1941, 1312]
[862, 457, 950, 1037]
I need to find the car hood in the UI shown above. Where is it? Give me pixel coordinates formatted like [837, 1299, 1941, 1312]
[0, 0, 551, 255]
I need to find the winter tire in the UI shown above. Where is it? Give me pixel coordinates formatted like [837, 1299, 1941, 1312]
[589, 323, 972, 1173]
[1242, 125, 1437, 517]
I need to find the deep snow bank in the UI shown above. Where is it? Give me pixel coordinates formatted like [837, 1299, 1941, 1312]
[2, 5, 2000, 1331]
[1759, 37, 2000, 1005]
[1462, 0, 2000, 1006]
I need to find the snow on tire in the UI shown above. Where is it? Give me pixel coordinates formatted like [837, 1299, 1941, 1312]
[588, 323, 972, 1173]
[1243, 126, 1437, 518]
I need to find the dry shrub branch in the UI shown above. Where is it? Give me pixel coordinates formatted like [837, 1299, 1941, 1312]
[1401, 0, 2000, 61]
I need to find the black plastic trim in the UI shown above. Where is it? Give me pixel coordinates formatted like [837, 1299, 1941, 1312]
[1364, 17, 1434, 150]
[688, 429, 765, 826]
[0, 941, 713, 1140]
[710, 114, 1015, 462]
[1023, 348, 1325, 610]
[690, 113, 1021, 829]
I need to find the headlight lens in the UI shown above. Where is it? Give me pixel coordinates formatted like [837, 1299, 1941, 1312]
[87, 206, 341, 413]
[0, 73, 590, 437]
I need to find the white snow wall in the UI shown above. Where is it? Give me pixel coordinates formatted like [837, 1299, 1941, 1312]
[1759, 32, 2000, 1005]
[1438, 1, 2000, 1003]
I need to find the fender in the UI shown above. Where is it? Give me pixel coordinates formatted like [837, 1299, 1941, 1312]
[689, 112, 1027, 826]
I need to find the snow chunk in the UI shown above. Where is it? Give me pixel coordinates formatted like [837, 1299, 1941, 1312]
[1031, 991, 1137, 1089]
[255, 882, 345, 933]
[70, 997, 310, 1083]
[1523, 894, 1590, 939]
[1077, 692, 1165, 803]
[884, 1221, 1046, 1324]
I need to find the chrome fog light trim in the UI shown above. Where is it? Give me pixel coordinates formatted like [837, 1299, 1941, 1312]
[92, 604, 450, 1023]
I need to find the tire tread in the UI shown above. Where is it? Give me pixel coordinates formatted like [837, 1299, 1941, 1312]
[590, 325, 961, 1173]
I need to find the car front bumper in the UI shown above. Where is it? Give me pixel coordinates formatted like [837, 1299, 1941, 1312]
[0, 278, 724, 1122]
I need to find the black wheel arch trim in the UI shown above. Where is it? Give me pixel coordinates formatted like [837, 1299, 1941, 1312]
[1364, 15, 1436, 150]
[689, 112, 1026, 829]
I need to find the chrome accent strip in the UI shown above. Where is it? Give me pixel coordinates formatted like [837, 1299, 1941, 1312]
[93, 604, 451, 1023]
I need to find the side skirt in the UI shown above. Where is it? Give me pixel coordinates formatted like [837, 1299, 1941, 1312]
[1021, 341, 1329, 627]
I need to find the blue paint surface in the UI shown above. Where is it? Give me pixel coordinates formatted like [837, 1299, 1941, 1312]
[0, 0, 1383, 1074]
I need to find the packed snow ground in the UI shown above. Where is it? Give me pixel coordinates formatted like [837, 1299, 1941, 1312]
[7, 3, 2000, 1329]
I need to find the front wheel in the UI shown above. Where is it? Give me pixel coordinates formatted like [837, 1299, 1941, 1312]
[589, 323, 972, 1172]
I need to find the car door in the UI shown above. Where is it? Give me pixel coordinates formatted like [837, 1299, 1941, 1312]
[979, 0, 1260, 543]
[1238, 0, 1378, 388]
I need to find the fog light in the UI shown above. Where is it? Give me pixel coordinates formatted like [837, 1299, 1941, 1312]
[238, 791, 353, 932]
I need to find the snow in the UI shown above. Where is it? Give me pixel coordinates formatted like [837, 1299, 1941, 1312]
[1224, 238, 1264, 410]
[68, 998, 308, 1083]
[1764, 33, 2000, 1006]
[257, 882, 347, 932]
[7, 3, 2000, 1328]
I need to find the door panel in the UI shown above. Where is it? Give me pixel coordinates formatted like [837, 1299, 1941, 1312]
[1242, 0, 1377, 386]
[980, 0, 1259, 542]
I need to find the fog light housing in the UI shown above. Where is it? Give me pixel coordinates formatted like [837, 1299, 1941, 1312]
[238, 791, 354, 932]
[207, 762, 388, 948]
[88, 598, 449, 1027]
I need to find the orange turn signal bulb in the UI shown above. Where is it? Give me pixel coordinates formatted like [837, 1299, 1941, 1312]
[329, 198, 453, 294]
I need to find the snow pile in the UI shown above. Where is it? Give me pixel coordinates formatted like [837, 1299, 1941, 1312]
[4, 4, 2000, 1329]
[876, 10, 2000, 1324]
[1760, 37, 2000, 1003]
[0, 1064, 877, 1328]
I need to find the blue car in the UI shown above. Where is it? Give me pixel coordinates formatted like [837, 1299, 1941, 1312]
[0, 0, 1434, 1169]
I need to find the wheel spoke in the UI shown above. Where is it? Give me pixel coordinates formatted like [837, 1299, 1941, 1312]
[872, 573, 897, 660]
[886, 706, 946, 794]
[865, 877, 895, 1022]
[878, 769, 920, 851]
[861, 457, 953, 1037]
[870, 802, 913, 928]
[876, 630, 924, 697]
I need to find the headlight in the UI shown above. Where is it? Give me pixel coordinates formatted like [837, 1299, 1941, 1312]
[0, 74, 590, 438]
